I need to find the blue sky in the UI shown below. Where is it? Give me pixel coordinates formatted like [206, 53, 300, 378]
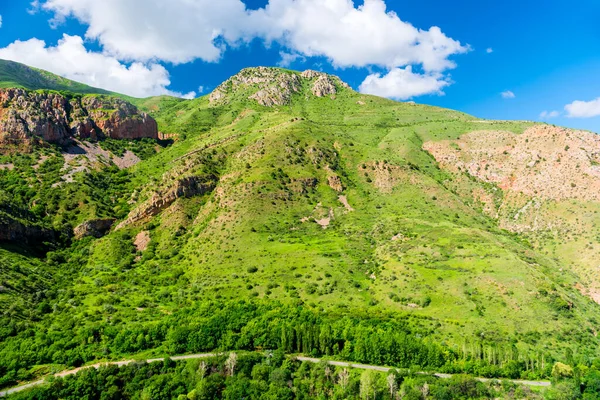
[1, 0, 600, 132]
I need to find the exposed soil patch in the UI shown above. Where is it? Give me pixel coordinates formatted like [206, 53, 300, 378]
[362, 161, 409, 193]
[58, 140, 141, 184]
[338, 195, 354, 212]
[32, 155, 48, 170]
[0, 163, 13, 170]
[576, 283, 600, 305]
[134, 230, 151, 252]
[315, 208, 334, 229]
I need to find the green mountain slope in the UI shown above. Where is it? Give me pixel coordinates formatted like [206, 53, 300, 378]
[0, 59, 113, 95]
[1, 65, 599, 392]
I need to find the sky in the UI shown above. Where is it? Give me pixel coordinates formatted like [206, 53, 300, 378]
[1, 0, 600, 132]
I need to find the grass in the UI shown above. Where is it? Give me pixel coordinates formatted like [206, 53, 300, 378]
[55, 73, 600, 359]
[1, 65, 600, 383]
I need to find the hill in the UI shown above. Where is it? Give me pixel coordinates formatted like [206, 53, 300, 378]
[0, 64, 600, 396]
[0, 59, 113, 95]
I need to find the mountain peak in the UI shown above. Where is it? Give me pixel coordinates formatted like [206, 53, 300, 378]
[209, 66, 352, 107]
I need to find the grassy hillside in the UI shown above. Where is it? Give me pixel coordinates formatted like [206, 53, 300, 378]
[1, 66, 600, 395]
[0, 59, 113, 95]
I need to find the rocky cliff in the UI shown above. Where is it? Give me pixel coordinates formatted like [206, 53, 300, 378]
[116, 174, 218, 229]
[0, 214, 56, 244]
[0, 88, 158, 150]
[73, 218, 116, 239]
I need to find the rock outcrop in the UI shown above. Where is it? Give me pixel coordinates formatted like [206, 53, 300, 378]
[0, 88, 158, 150]
[73, 218, 116, 239]
[116, 174, 218, 229]
[0, 215, 55, 244]
[209, 67, 351, 107]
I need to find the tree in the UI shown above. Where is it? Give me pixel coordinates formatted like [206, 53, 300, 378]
[387, 373, 398, 399]
[338, 368, 350, 391]
[197, 361, 207, 379]
[360, 370, 377, 400]
[552, 362, 574, 380]
[225, 353, 238, 377]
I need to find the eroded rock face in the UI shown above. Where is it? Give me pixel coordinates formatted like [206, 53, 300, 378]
[0, 88, 158, 150]
[73, 218, 116, 239]
[424, 125, 600, 201]
[209, 67, 351, 107]
[0, 88, 70, 146]
[116, 174, 218, 229]
[78, 96, 159, 140]
[0, 217, 55, 244]
[311, 75, 338, 97]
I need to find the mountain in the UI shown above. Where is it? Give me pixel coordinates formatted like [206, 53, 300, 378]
[0, 59, 113, 95]
[1, 62, 599, 395]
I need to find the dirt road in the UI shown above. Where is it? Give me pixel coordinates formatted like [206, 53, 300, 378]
[0, 353, 550, 397]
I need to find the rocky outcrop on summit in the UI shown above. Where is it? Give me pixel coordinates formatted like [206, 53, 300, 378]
[302, 70, 349, 97]
[209, 67, 351, 107]
[0, 88, 158, 150]
[116, 174, 218, 229]
[311, 75, 338, 97]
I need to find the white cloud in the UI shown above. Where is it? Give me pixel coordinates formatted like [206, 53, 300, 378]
[540, 110, 560, 119]
[0, 34, 193, 98]
[41, 0, 251, 64]
[565, 98, 600, 118]
[181, 92, 197, 100]
[486, 48, 493, 53]
[358, 66, 450, 100]
[28, 1, 41, 15]
[30, 0, 468, 99]
[501, 90, 515, 99]
[0, 15, 3, 28]
[198, 86, 205, 94]
[249, 0, 469, 72]
[41, 0, 468, 70]
[277, 51, 305, 68]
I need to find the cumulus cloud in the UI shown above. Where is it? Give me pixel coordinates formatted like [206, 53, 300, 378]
[41, 0, 251, 64]
[501, 90, 515, 99]
[358, 66, 451, 100]
[540, 110, 560, 119]
[0, 0, 468, 99]
[565, 98, 600, 118]
[250, 0, 468, 72]
[37, 0, 468, 99]
[0, 34, 194, 98]
[486, 48, 493, 53]
[42, 0, 467, 71]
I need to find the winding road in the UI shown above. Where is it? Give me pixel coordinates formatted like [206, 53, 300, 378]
[0, 353, 550, 397]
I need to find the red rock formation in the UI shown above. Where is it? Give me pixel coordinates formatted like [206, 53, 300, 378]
[0, 88, 158, 150]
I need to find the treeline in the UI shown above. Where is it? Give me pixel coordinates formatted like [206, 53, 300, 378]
[8, 352, 543, 400]
[0, 299, 561, 390]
